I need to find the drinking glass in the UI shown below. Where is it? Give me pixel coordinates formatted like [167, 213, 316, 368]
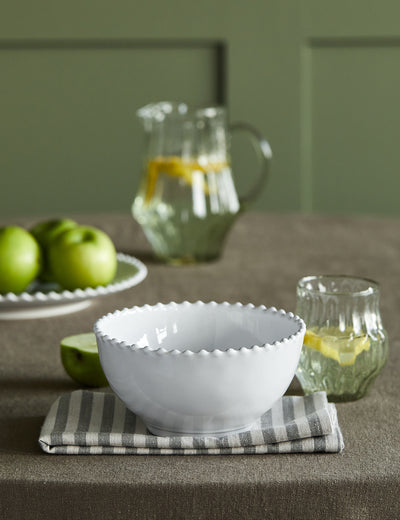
[295, 275, 388, 402]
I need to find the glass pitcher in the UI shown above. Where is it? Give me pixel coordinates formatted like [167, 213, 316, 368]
[132, 101, 272, 264]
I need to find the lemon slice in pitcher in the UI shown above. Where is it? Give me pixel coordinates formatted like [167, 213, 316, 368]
[303, 327, 370, 366]
[144, 156, 229, 203]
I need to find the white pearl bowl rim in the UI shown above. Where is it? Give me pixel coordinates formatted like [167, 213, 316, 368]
[93, 301, 306, 357]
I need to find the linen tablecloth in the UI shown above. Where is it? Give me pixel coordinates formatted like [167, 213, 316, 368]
[1, 212, 399, 520]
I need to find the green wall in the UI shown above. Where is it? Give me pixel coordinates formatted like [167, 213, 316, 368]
[1, 0, 400, 217]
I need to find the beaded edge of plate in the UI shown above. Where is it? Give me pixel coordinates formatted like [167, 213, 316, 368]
[0, 253, 147, 304]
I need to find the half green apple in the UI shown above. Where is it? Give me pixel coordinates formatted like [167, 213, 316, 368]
[61, 332, 108, 387]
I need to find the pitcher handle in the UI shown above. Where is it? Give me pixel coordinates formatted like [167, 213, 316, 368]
[230, 122, 272, 210]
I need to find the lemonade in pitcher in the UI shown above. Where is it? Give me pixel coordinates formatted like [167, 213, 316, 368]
[133, 155, 240, 263]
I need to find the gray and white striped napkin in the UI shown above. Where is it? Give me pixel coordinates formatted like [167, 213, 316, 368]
[39, 390, 344, 455]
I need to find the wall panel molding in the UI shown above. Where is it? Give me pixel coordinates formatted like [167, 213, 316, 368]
[300, 36, 400, 214]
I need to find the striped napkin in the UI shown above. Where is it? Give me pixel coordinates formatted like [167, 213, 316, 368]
[39, 390, 344, 455]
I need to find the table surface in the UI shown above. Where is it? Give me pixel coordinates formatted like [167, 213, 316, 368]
[1, 212, 399, 520]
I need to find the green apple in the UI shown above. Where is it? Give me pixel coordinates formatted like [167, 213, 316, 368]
[61, 332, 108, 387]
[48, 225, 117, 290]
[30, 218, 78, 247]
[30, 218, 78, 281]
[0, 226, 42, 294]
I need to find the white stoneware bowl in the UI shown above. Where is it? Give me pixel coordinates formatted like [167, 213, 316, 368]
[94, 301, 305, 437]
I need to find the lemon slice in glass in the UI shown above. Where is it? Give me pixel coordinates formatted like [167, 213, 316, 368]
[303, 327, 370, 366]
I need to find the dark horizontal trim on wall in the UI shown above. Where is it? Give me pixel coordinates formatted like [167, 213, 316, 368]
[0, 38, 225, 51]
[308, 36, 400, 48]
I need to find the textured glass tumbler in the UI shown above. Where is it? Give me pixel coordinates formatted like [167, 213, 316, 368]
[295, 275, 388, 402]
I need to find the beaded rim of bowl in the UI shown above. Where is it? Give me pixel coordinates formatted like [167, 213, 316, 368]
[93, 301, 306, 358]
